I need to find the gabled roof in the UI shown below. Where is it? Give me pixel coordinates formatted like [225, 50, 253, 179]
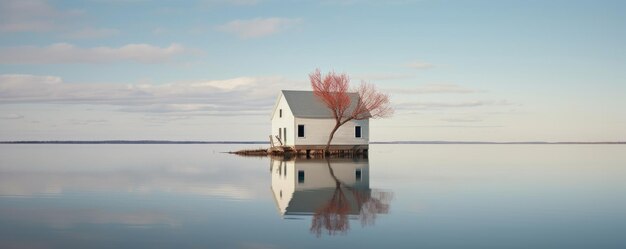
[281, 90, 361, 118]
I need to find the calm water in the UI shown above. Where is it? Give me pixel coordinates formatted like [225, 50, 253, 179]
[0, 144, 625, 248]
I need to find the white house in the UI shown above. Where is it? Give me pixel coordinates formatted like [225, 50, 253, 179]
[270, 90, 369, 151]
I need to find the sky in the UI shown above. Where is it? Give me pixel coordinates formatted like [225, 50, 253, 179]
[0, 0, 624, 142]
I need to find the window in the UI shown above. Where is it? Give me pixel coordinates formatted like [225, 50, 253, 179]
[355, 126, 362, 138]
[279, 109, 282, 118]
[298, 170, 305, 183]
[278, 128, 282, 141]
[356, 169, 362, 181]
[297, 125, 305, 138]
[283, 128, 287, 144]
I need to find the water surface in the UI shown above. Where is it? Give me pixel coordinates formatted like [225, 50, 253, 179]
[0, 144, 624, 248]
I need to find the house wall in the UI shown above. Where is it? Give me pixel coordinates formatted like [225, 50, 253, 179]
[271, 94, 295, 146]
[270, 158, 370, 215]
[293, 118, 369, 147]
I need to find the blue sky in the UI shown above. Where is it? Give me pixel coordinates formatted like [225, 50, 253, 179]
[0, 0, 624, 141]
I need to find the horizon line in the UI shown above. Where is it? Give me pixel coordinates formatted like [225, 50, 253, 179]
[0, 140, 624, 145]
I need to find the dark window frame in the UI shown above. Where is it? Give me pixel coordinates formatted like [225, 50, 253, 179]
[297, 124, 305, 138]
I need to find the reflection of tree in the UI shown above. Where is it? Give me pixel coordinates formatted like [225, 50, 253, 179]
[310, 159, 392, 237]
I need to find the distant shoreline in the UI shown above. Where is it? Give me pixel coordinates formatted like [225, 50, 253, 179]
[0, 140, 623, 145]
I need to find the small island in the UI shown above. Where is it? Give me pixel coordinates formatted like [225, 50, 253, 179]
[232, 70, 392, 157]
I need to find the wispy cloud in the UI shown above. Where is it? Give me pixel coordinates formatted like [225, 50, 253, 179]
[0, 74, 301, 116]
[397, 100, 512, 110]
[68, 119, 108, 126]
[0, 0, 81, 32]
[63, 27, 120, 39]
[441, 117, 483, 123]
[201, 0, 260, 6]
[0, 43, 188, 64]
[387, 83, 476, 94]
[321, 0, 414, 5]
[216, 17, 301, 39]
[406, 61, 434, 70]
[354, 73, 414, 81]
[152, 27, 168, 35]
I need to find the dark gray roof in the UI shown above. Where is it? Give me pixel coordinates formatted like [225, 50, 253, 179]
[282, 90, 360, 118]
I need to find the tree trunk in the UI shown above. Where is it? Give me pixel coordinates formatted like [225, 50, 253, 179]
[325, 123, 341, 155]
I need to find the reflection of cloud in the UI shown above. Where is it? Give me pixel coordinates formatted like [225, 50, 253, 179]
[238, 242, 280, 249]
[0, 147, 266, 200]
[0, 207, 180, 228]
[0, 113, 23, 119]
[0, 170, 256, 200]
[0, 74, 300, 116]
[216, 17, 301, 38]
[0, 43, 187, 64]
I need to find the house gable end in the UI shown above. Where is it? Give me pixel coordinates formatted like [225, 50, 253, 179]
[270, 91, 287, 120]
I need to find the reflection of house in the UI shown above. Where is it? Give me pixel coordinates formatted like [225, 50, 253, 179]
[270, 90, 369, 150]
[270, 157, 370, 216]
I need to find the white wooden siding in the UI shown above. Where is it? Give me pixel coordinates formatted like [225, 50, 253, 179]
[271, 94, 295, 146]
[293, 118, 368, 146]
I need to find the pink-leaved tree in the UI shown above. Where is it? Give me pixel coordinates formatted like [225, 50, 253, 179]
[309, 69, 393, 153]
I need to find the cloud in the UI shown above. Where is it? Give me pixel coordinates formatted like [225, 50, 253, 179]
[354, 73, 414, 81]
[202, 0, 260, 6]
[68, 119, 108, 126]
[382, 124, 503, 128]
[322, 0, 414, 5]
[0, 0, 80, 32]
[0, 43, 188, 64]
[152, 27, 168, 35]
[387, 83, 476, 94]
[63, 27, 120, 39]
[441, 117, 483, 122]
[0, 74, 302, 116]
[216, 17, 301, 38]
[406, 61, 434, 70]
[397, 100, 511, 110]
